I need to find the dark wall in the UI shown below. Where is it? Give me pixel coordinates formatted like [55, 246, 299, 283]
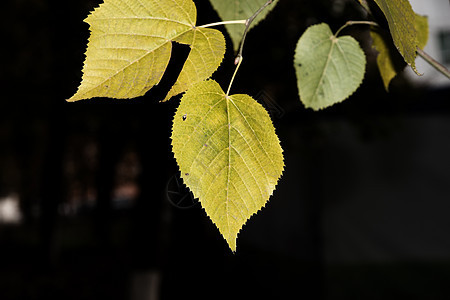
[1, 0, 450, 299]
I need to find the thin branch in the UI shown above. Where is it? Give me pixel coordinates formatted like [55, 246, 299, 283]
[227, 0, 274, 95]
[417, 48, 450, 80]
[237, 0, 274, 60]
[334, 20, 379, 37]
[226, 57, 243, 96]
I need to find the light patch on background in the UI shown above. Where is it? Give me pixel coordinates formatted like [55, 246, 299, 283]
[0, 194, 22, 224]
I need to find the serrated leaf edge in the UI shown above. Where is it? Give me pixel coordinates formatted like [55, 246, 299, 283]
[294, 24, 366, 111]
[171, 80, 285, 251]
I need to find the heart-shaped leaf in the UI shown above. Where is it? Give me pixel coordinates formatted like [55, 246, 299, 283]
[171, 80, 284, 251]
[68, 0, 225, 102]
[294, 23, 366, 110]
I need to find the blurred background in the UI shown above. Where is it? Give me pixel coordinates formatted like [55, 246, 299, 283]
[1, 0, 450, 299]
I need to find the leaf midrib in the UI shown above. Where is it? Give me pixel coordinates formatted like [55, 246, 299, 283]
[185, 95, 270, 231]
[311, 38, 335, 105]
[225, 96, 232, 239]
[223, 96, 276, 230]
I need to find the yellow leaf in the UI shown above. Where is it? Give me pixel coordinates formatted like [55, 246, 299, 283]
[415, 14, 429, 50]
[171, 80, 284, 251]
[164, 28, 225, 101]
[68, 0, 225, 102]
[370, 28, 405, 91]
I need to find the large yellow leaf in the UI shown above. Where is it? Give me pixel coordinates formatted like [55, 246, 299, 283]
[68, 0, 225, 102]
[171, 80, 284, 251]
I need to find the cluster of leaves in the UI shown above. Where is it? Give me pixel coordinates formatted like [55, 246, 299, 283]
[69, 0, 430, 251]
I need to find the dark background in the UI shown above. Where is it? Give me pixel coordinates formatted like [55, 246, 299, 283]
[2, 0, 450, 299]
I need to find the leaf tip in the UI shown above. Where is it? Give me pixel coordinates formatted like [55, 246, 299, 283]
[225, 235, 237, 253]
[67, 93, 82, 102]
[410, 63, 423, 76]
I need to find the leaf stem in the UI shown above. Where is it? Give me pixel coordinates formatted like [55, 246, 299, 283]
[226, 57, 243, 96]
[417, 48, 450, 80]
[226, 0, 274, 95]
[198, 20, 247, 28]
[237, 0, 274, 59]
[334, 20, 379, 37]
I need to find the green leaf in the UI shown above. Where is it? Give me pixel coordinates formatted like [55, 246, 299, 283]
[371, 13, 428, 90]
[171, 80, 284, 251]
[208, 0, 278, 51]
[294, 23, 366, 111]
[68, 0, 225, 102]
[372, 0, 419, 74]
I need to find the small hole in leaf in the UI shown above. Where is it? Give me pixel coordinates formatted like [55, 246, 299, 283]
[182, 114, 187, 121]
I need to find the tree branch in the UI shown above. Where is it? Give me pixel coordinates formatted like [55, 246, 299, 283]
[417, 48, 450, 80]
[227, 0, 274, 95]
[334, 20, 379, 37]
[236, 0, 274, 62]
